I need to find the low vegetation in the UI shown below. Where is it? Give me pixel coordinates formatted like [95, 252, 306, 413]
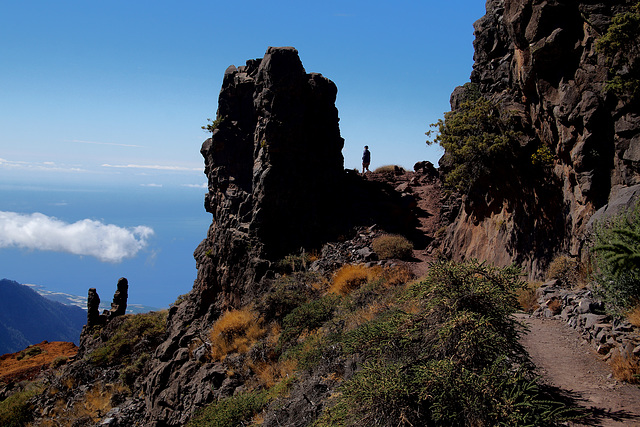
[546, 255, 579, 287]
[88, 311, 168, 366]
[187, 376, 294, 427]
[372, 234, 413, 260]
[591, 200, 640, 315]
[517, 281, 542, 313]
[373, 165, 405, 174]
[0, 381, 44, 427]
[209, 308, 266, 361]
[191, 259, 576, 426]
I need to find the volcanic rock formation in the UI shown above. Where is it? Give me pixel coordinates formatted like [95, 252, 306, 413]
[142, 46, 420, 425]
[440, 0, 640, 278]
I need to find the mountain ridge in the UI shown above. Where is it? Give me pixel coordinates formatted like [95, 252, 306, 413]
[0, 279, 86, 355]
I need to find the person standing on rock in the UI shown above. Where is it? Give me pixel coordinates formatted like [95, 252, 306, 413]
[362, 145, 371, 173]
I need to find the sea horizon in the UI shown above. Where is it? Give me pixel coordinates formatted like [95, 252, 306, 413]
[0, 182, 211, 309]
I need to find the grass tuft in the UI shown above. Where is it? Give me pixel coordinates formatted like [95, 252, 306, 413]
[372, 234, 414, 260]
[210, 308, 266, 361]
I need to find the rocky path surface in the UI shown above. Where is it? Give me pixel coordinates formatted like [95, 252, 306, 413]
[516, 313, 640, 426]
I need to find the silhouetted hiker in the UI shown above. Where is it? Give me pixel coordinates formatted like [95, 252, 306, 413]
[362, 145, 371, 173]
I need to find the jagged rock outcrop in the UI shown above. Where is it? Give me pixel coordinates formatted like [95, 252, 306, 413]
[142, 46, 421, 426]
[79, 278, 130, 358]
[440, 0, 640, 278]
[86, 288, 101, 328]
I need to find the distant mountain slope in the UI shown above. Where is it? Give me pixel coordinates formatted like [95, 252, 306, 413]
[0, 279, 86, 355]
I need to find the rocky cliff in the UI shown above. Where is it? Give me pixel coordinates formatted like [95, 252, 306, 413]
[141, 47, 419, 425]
[440, 0, 640, 278]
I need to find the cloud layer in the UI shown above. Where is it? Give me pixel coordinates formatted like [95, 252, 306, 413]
[0, 211, 154, 262]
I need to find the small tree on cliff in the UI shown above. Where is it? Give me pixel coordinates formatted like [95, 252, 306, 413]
[426, 83, 518, 194]
[596, 2, 640, 101]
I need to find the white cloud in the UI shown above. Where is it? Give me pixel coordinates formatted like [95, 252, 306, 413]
[72, 139, 146, 148]
[0, 158, 88, 173]
[182, 183, 207, 189]
[141, 183, 163, 187]
[0, 211, 154, 263]
[102, 163, 202, 172]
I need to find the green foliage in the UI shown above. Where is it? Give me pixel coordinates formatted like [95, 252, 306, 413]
[201, 117, 223, 134]
[120, 352, 151, 387]
[276, 251, 314, 274]
[187, 376, 293, 427]
[0, 381, 44, 427]
[88, 311, 167, 365]
[426, 86, 518, 193]
[531, 144, 555, 167]
[596, 2, 640, 100]
[16, 345, 43, 361]
[314, 260, 575, 426]
[372, 234, 414, 260]
[279, 294, 340, 350]
[591, 200, 640, 314]
[171, 293, 188, 307]
[50, 355, 68, 368]
[258, 273, 319, 323]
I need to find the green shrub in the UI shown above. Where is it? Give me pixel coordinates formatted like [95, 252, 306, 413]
[50, 355, 68, 368]
[372, 234, 413, 260]
[0, 382, 44, 427]
[201, 117, 224, 134]
[596, 2, 640, 100]
[187, 377, 293, 427]
[16, 345, 43, 361]
[88, 311, 167, 365]
[531, 144, 554, 167]
[276, 252, 315, 273]
[258, 274, 319, 322]
[591, 200, 640, 314]
[278, 294, 340, 350]
[426, 84, 518, 193]
[314, 260, 575, 426]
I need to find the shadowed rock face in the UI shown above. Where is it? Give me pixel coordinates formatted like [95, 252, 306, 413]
[196, 46, 346, 313]
[441, 0, 640, 278]
[203, 46, 345, 261]
[141, 47, 422, 426]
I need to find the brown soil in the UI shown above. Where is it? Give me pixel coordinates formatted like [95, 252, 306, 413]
[517, 313, 640, 426]
[0, 341, 78, 384]
[364, 169, 442, 278]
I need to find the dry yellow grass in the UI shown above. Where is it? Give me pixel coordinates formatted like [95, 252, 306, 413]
[610, 354, 640, 383]
[626, 304, 640, 327]
[210, 308, 266, 361]
[328, 264, 390, 295]
[547, 298, 563, 315]
[38, 383, 128, 427]
[248, 359, 297, 388]
[546, 255, 578, 287]
[382, 265, 414, 286]
[517, 281, 541, 313]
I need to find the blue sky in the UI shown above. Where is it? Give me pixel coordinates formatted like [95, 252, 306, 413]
[0, 1, 487, 307]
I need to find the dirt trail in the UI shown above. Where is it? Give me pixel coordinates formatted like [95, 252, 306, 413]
[400, 172, 640, 425]
[516, 313, 640, 426]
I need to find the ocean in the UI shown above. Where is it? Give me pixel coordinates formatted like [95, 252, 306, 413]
[0, 183, 211, 309]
